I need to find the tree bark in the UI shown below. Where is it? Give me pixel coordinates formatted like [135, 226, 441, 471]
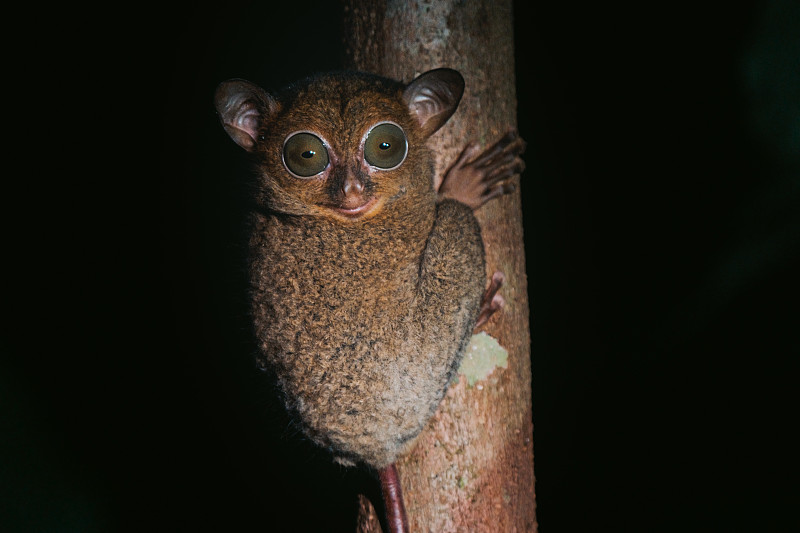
[343, 1, 537, 532]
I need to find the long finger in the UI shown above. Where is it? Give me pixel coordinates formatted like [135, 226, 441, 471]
[481, 271, 505, 306]
[474, 133, 526, 169]
[476, 294, 505, 328]
[480, 181, 516, 203]
[484, 158, 525, 186]
[469, 130, 518, 167]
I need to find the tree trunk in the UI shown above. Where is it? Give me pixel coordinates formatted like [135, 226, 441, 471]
[343, 1, 537, 532]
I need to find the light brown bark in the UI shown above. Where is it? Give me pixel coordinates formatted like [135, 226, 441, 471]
[343, 1, 537, 532]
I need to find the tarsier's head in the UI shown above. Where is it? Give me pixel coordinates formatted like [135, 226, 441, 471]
[215, 69, 464, 221]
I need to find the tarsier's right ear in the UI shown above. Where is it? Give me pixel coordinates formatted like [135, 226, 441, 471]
[214, 79, 279, 152]
[403, 68, 465, 139]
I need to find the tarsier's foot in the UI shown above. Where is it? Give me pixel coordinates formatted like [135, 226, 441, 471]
[475, 271, 505, 329]
[438, 130, 526, 210]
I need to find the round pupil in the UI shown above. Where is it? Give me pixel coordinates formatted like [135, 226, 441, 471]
[364, 123, 407, 169]
[283, 133, 329, 177]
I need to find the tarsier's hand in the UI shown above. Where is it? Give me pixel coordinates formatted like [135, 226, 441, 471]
[437, 130, 526, 210]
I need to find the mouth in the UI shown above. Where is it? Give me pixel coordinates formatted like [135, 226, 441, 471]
[331, 196, 381, 219]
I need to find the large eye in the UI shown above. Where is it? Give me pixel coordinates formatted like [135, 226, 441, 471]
[364, 123, 407, 169]
[283, 132, 330, 177]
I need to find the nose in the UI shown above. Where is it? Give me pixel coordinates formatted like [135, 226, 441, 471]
[342, 171, 365, 196]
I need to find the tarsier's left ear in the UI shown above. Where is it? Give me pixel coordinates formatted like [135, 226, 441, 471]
[214, 79, 279, 152]
[403, 68, 465, 139]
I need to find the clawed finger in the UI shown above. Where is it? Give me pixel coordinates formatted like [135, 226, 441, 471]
[481, 271, 505, 304]
[475, 293, 505, 328]
[472, 131, 527, 170]
[470, 130, 518, 167]
[480, 181, 516, 203]
[484, 157, 526, 186]
[476, 271, 506, 328]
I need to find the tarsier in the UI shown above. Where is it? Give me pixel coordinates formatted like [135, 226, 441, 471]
[215, 68, 525, 532]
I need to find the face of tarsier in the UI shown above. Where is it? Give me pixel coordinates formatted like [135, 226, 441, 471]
[215, 69, 475, 223]
[214, 65, 523, 473]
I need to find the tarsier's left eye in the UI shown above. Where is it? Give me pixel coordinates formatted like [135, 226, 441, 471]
[364, 123, 408, 169]
[283, 132, 330, 178]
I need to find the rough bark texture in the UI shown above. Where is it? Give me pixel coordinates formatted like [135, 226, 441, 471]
[343, 1, 537, 531]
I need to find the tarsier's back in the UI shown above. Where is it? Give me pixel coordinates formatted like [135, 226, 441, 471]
[214, 68, 524, 473]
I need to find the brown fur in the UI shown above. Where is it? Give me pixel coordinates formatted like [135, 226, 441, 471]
[218, 71, 485, 469]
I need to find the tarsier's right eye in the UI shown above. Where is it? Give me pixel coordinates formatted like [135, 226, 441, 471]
[283, 132, 330, 177]
[364, 123, 407, 169]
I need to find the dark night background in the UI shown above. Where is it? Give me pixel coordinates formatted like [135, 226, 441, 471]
[3, 1, 797, 531]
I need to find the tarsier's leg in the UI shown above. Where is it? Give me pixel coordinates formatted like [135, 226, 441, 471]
[379, 464, 409, 533]
[380, 275, 504, 533]
[475, 271, 505, 329]
[437, 130, 526, 210]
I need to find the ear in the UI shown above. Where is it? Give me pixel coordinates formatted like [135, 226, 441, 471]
[214, 79, 279, 152]
[402, 68, 465, 138]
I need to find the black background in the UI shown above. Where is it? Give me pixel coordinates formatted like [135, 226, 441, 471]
[3, 1, 797, 532]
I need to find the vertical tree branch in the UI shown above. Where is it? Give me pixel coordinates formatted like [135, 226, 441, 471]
[343, 1, 537, 531]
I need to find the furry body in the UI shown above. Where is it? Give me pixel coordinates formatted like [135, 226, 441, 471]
[250, 198, 483, 467]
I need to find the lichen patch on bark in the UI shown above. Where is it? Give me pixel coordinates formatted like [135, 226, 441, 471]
[458, 332, 509, 386]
